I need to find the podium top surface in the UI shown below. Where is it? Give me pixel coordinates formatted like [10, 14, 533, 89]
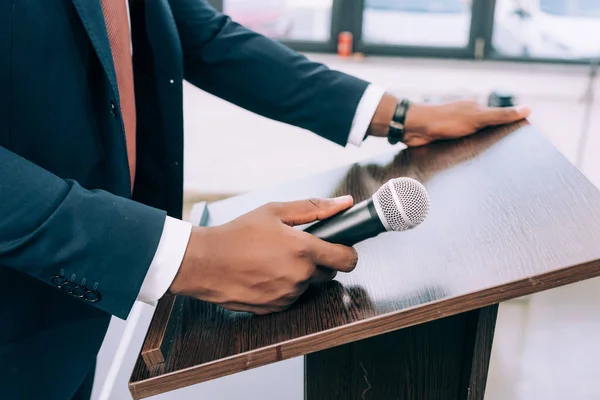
[129, 122, 600, 398]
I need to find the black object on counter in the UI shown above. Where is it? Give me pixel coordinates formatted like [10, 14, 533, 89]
[488, 91, 515, 107]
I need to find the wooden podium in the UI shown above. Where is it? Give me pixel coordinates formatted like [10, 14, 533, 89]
[129, 121, 600, 399]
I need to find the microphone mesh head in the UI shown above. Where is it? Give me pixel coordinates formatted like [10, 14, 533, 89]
[372, 177, 430, 232]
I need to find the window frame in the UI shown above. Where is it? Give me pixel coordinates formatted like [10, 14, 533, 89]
[211, 0, 599, 65]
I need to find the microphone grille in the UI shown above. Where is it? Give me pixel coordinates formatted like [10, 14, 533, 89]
[373, 177, 430, 232]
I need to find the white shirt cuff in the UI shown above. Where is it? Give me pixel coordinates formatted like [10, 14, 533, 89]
[137, 216, 193, 306]
[347, 84, 386, 147]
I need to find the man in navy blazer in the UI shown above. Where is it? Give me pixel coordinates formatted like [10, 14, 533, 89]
[0, 0, 529, 398]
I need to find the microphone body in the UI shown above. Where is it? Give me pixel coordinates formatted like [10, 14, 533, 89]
[304, 199, 386, 246]
[303, 177, 431, 247]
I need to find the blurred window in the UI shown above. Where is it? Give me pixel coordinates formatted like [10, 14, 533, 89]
[217, 0, 599, 63]
[541, 0, 600, 18]
[362, 0, 472, 47]
[365, 0, 466, 13]
[492, 0, 600, 59]
[223, 0, 332, 42]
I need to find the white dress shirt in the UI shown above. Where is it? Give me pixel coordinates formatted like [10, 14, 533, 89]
[123, 2, 387, 305]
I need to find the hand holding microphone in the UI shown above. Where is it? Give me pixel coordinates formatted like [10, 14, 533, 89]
[170, 177, 429, 315]
[169, 196, 359, 315]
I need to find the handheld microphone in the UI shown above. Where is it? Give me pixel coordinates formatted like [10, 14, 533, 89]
[304, 177, 430, 246]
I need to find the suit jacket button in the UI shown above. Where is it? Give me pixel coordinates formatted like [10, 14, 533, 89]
[84, 290, 101, 303]
[71, 286, 86, 298]
[51, 275, 66, 287]
[61, 281, 77, 293]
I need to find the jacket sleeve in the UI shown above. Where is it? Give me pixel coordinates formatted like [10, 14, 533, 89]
[168, 0, 371, 147]
[0, 145, 167, 319]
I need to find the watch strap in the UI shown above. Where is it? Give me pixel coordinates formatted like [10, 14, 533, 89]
[388, 99, 411, 145]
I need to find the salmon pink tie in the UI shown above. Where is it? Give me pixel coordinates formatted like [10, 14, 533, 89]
[100, 0, 137, 189]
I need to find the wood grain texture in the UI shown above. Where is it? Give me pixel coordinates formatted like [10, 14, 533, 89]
[305, 305, 497, 400]
[140, 293, 176, 366]
[129, 122, 600, 399]
[460, 305, 499, 400]
[140, 202, 210, 367]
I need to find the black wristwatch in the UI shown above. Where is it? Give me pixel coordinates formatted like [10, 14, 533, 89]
[388, 99, 411, 145]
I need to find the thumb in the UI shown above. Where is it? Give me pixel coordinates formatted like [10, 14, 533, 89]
[273, 196, 354, 226]
[479, 105, 531, 126]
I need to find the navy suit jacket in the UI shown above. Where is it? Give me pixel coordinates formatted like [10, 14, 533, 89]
[0, 0, 369, 398]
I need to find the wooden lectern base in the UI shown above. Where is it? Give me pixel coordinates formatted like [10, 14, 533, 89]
[305, 305, 498, 400]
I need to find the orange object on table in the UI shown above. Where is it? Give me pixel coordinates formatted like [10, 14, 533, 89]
[337, 31, 353, 57]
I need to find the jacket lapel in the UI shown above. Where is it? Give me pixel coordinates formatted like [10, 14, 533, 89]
[70, 0, 119, 100]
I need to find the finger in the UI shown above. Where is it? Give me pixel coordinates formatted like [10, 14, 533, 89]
[300, 231, 358, 273]
[310, 266, 338, 284]
[479, 105, 531, 126]
[271, 196, 353, 226]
